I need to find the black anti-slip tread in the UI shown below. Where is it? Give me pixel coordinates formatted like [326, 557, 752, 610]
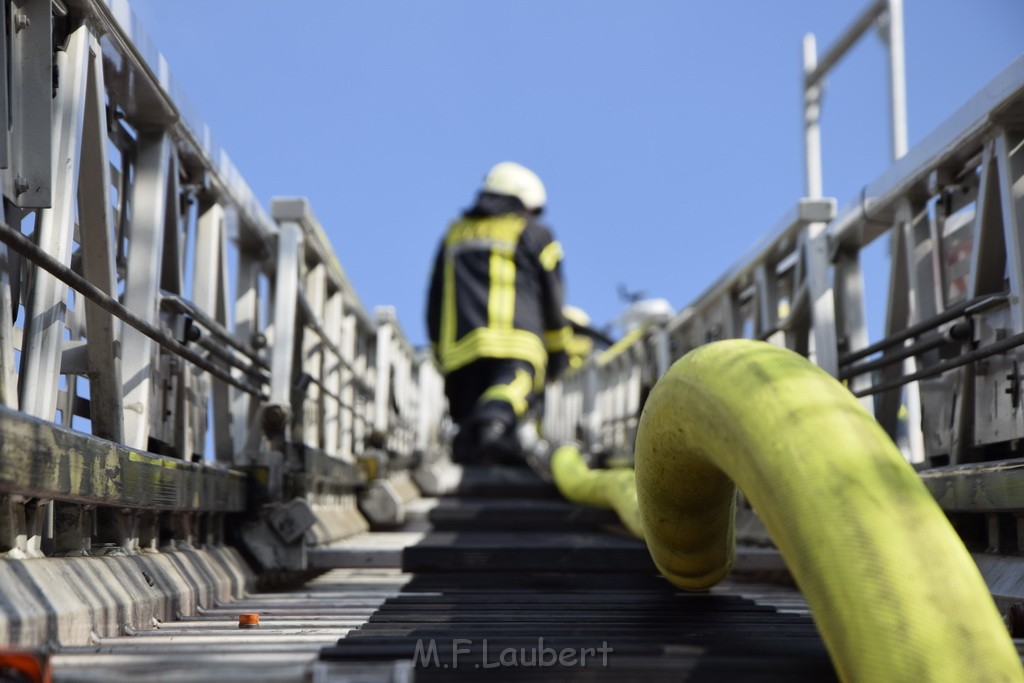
[320, 466, 836, 681]
[401, 530, 656, 573]
[423, 497, 620, 531]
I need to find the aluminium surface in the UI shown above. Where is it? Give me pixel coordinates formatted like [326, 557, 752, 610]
[667, 197, 836, 335]
[272, 198, 373, 329]
[86, 0, 379, 323]
[87, 0, 276, 244]
[662, 51, 1024, 340]
[828, 52, 1024, 247]
[49, 464, 836, 682]
[920, 456, 1024, 512]
[0, 405, 245, 510]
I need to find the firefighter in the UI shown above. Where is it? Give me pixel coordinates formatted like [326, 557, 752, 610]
[426, 161, 570, 464]
[562, 305, 595, 370]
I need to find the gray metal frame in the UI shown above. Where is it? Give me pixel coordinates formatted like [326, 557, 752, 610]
[0, 3, 446, 564]
[543, 26, 1024, 558]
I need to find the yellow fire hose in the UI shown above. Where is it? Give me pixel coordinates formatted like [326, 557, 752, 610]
[550, 446, 643, 538]
[550, 339, 1022, 682]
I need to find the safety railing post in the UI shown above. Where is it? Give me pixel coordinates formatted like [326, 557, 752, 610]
[884, 0, 908, 161]
[806, 220, 839, 377]
[193, 201, 234, 463]
[0, 238, 15, 408]
[121, 132, 174, 450]
[414, 351, 444, 460]
[301, 263, 328, 449]
[322, 288, 344, 457]
[232, 246, 264, 459]
[802, 33, 822, 200]
[78, 34, 124, 443]
[2, 0, 53, 209]
[373, 307, 395, 445]
[995, 130, 1024, 333]
[266, 220, 302, 453]
[19, 25, 88, 422]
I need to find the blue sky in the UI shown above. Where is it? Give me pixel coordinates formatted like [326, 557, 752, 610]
[129, 1, 1021, 348]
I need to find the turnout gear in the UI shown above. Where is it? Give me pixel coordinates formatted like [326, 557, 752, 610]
[562, 305, 595, 369]
[427, 167, 570, 464]
[427, 192, 569, 386]
[445, 358, 536, 465]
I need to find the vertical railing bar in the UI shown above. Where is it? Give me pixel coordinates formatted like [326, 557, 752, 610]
[77, 34, 124, 442]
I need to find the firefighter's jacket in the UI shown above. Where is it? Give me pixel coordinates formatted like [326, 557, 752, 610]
[427, 192, 570, 386]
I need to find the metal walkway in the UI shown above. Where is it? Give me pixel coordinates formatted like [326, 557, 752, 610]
[49, 467, 826, 682]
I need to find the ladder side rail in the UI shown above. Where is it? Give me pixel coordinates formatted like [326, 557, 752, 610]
[0, 3, 450, 567]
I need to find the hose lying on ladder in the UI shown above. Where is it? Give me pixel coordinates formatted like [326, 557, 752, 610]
[551, 339, 1022, 683]
[550, 445, 643, 538]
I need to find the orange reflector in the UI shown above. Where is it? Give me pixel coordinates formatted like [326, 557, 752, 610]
[238, 613, 260, 628]
[0, 651, 50, 683]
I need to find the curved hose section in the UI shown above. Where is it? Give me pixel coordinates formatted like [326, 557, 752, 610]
[635, 339, 1021, 682]
[550, 445, 643, 538]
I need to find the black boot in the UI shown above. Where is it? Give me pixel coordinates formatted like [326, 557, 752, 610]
[478, 419, 524, 466]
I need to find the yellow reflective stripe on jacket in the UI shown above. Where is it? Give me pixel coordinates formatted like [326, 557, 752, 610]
[544, 325, 572, 352]
[445, 214, 527, 247]
[440, 256, 457, 348]
[539, 240, 564, 271]
[440, 214, 527, 347]
[488, 246, 516, 330]
[480, 368, 533, 416]
[439, 327, 547, 384]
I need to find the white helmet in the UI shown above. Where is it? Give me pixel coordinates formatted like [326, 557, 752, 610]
[482, 161, 547, 211]
[562, 305, 590, 327]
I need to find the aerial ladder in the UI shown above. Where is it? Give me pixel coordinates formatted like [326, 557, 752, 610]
[0, 0, 1020, 680]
